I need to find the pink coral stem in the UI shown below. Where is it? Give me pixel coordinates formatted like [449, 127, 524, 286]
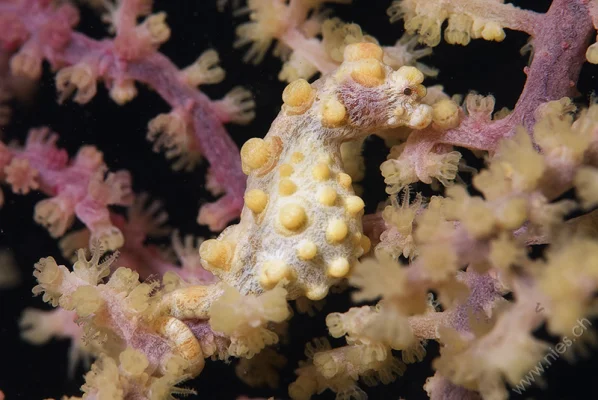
[0, 0, 246, 230]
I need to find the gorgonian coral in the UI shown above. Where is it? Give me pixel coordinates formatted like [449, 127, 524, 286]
[2, 0, 598, 399]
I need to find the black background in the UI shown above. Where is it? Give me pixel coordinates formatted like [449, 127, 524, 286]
[1, 0, 597, 399]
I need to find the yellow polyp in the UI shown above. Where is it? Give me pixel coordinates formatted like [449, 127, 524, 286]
[318, 187, 337, 206]
[297, 240, 317, 260]
[110, 80, 137, 105]
[71, 286, 103, 317]
[279, 204, 307, 231]
[321, 96, 347, 128]
[279, 163, 294, 177]
[241, 138, 270, 174]
[471, 19, 486, 39]
[291, 152, 304, 163]
[395, 65, 425, 85]
[145, 12, 171, 45]
[312, 163, 331, 181]
[328, 257, 351, 278]
[350, 59, 385, 87]
[343, 42, 384, 62]
[481, 21, 505, 42]
[445, 14, 473, 46]
[498, 198, 528, 230]
[345, 195, 365, 214]
[337, 173, 352, 189]
[259, 259, 294, 289]
[120, 348, 149, 377]
[279, 179, 297, 196]
[199, 239, 233, 270]
[245, 189, 268, 214]
[326, 219, 348, 243]
[282, 79, 315, 115]
[464, 202, 496, 238]
[432, 99, 460, 130]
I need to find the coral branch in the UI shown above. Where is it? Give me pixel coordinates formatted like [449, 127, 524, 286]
[0, 0, 252, 230]
[31, 243, 206, 397]
[382, 0, 594, 193]
[59, 197, 216, 283]
[0, 128, 132, 250]
[232, 0, 436, 82]
[14, 3, 598, 398]
[388, 0, 543, 46]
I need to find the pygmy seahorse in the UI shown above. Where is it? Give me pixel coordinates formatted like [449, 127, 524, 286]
[167, 42, 432, 318]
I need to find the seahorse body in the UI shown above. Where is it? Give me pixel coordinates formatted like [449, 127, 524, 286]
[178, 43, 433, 317]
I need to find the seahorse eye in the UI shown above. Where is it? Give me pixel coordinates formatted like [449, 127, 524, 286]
[403, 88, 413, 96]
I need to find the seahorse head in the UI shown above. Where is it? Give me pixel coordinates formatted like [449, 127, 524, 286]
[334, 42, 432, 132]
[279, 43, 432, 141]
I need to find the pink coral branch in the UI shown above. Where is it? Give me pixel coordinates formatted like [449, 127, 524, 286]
[111, 218, 216, 283]
[0, 127, 132, 250]
[389, 0, 543, 46]
[436, 0, 541, 36]
[436, 0, 593, 150]
[386, 0, 595, 192]
[107, 0, 153, 35]
[0, 0, 249, 231]
[60, 197, 216, 283]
